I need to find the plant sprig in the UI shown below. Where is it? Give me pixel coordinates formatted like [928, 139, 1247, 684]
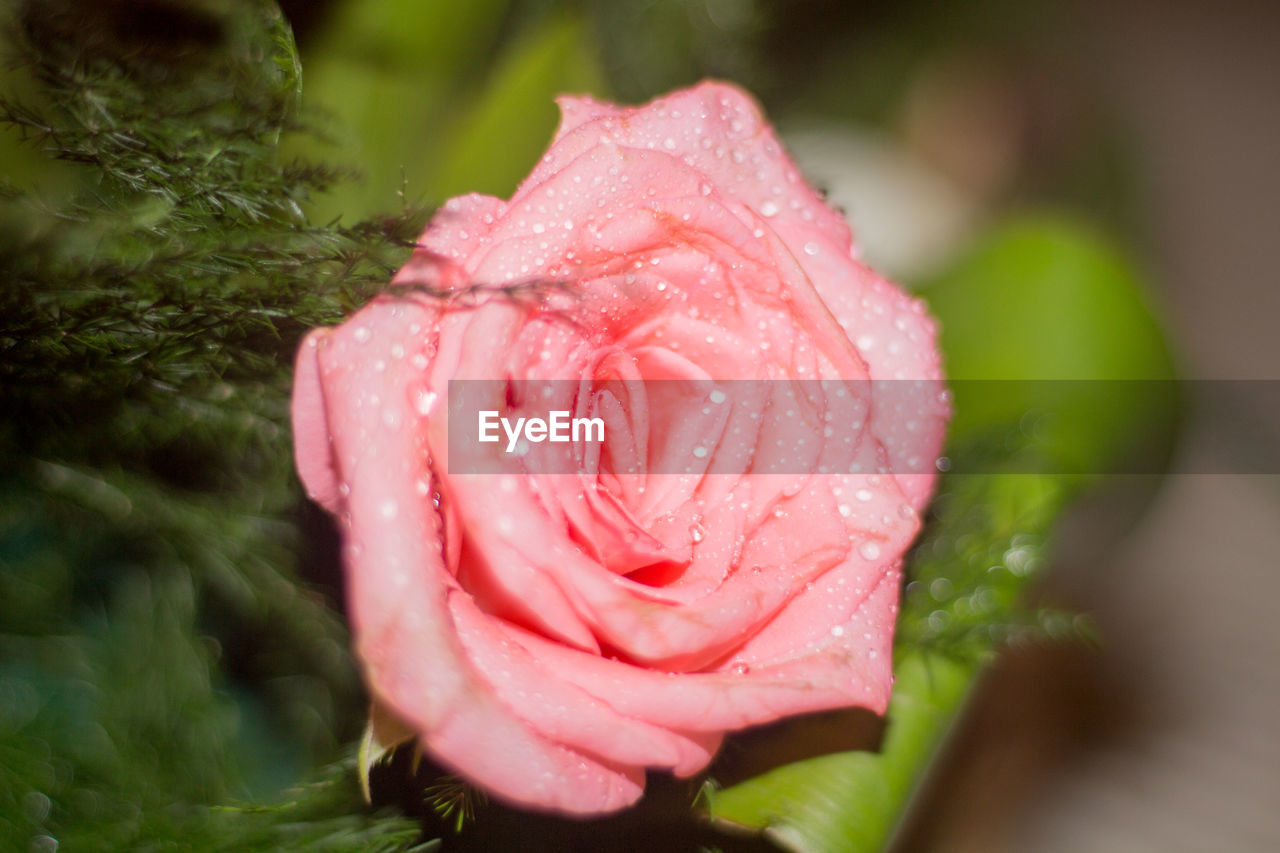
[0, 1, 432, 849]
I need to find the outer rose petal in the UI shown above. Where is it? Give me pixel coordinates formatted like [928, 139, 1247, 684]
[292, 328, 343, 514]
[394, 192, 506, 288]
[297, 298, 643, 814]
[776, 224, 949, 495]
[535, 83, 853, 251]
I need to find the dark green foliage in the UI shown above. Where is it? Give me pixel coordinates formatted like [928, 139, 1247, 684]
[0, 0, 426, 471]
[0, 0, 430, 849]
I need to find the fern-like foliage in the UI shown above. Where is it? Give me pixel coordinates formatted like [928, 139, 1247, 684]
[897, 434, 1097, 664]
[0, 1, 430, 849]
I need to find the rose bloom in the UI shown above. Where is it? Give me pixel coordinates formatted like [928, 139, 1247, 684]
[292, 82, 947, 815]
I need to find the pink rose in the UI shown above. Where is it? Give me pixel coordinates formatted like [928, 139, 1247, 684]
[291, 82, 947, 815]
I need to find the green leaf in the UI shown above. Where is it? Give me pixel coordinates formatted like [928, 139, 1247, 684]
[704, 652, 972, 853]
[426, 13, 607, 201]
[918, 215, 1179, 475]
[294, 3, 606, 219]
[292, 0, 511, 221]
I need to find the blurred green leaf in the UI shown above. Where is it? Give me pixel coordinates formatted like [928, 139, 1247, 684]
[922, 216, 1173, 381]
[920, 215, 1178, 474]
[295, 3, 607, 220]
[581, 0, 768, 103]
[426, 12, 607, 201]
[293, 0, 510, 222]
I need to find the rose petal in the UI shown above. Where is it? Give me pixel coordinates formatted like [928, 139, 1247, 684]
[533, 83, 852, 252]
[309, 297, 643, 813]
[292, 328, 344, 513]
[771, 221, 949, 506]
[500, 565, 900, 730]
[448, 594, 719, 776]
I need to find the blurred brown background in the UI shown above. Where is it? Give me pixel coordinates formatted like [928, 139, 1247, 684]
[894, 1, 1280, 850]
